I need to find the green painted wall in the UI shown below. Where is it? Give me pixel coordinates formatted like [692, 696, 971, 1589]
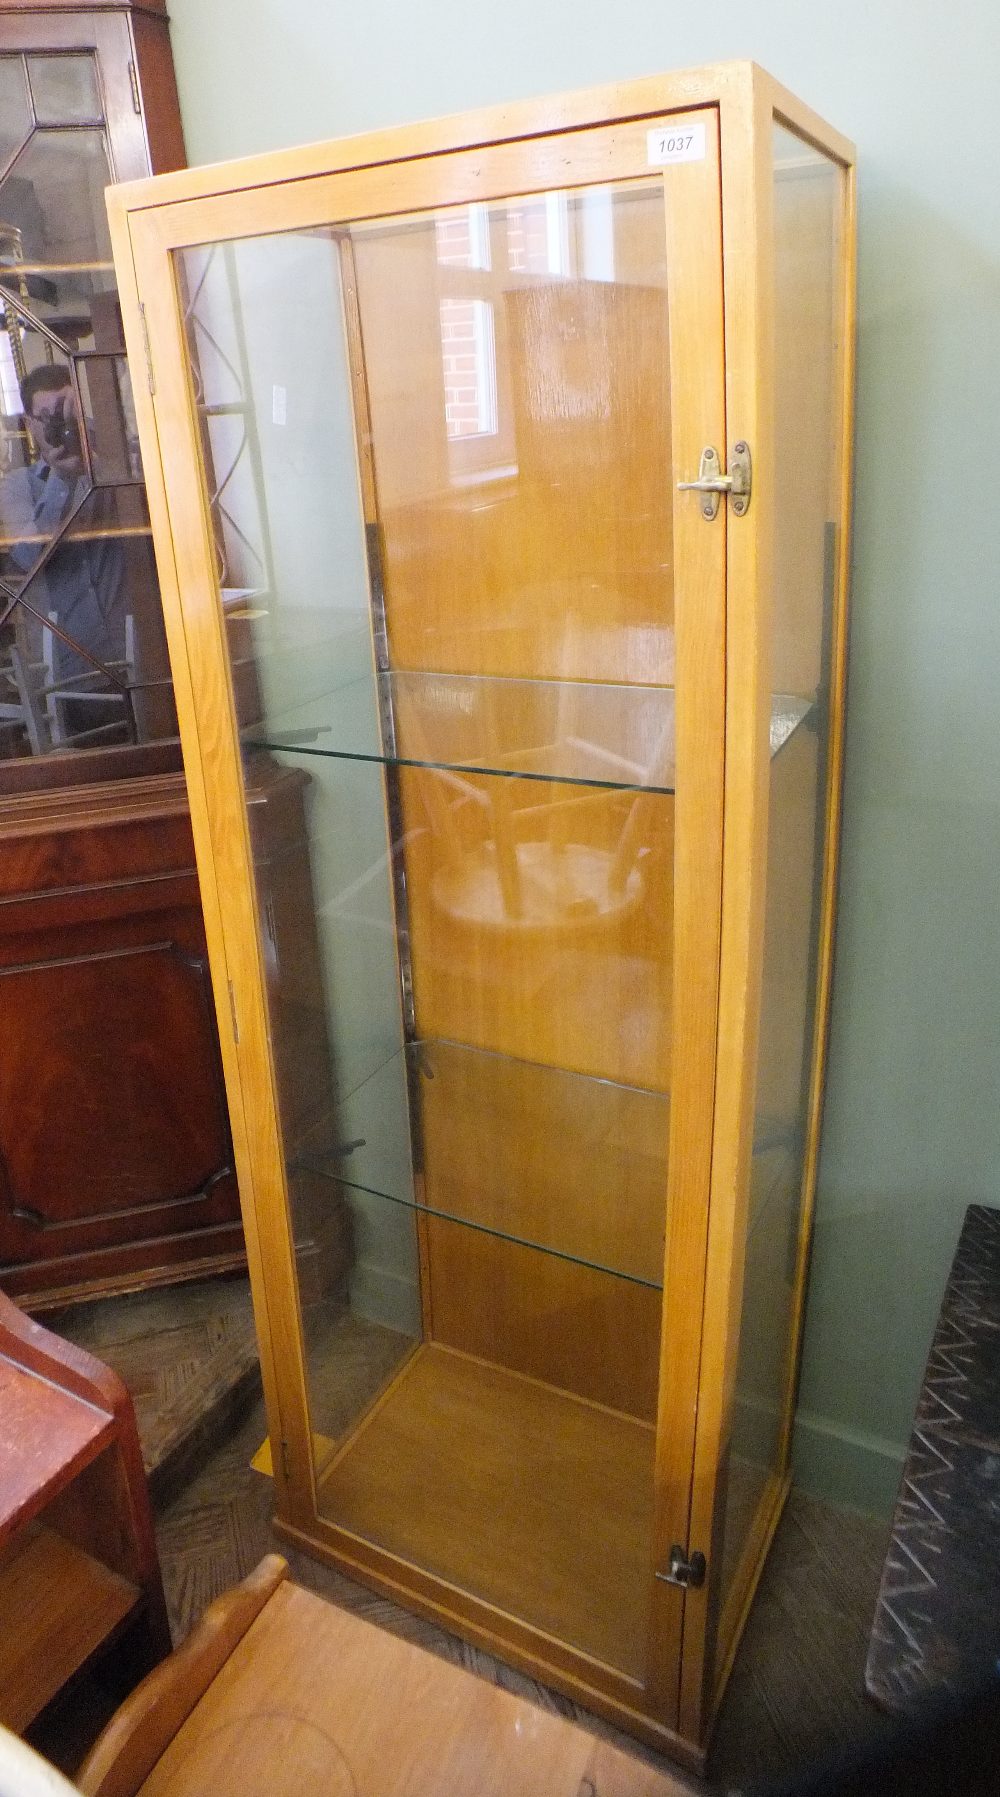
[164, 0, 1000, 1514]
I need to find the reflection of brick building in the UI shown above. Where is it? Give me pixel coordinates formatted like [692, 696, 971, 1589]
[434, 198, 581, 443]
[439, 293, 490, 437]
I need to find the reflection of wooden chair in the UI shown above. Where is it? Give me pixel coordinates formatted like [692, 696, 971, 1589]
[0, 615, 137, 753]
[0, 1555, 686, 1797]
[400, 673, 670, 932]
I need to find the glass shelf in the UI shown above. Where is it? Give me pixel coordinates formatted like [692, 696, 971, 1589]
[294, 1039, 797, 1290]
[245, 670, 676, 793]
[243, 669, 815, 795]
[296, 1037, 671, 1289]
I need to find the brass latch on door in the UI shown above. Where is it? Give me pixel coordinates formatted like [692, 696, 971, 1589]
[677, 442, 752, 520]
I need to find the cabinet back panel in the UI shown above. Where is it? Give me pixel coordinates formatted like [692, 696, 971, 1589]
[426, 1218, 661, 1420]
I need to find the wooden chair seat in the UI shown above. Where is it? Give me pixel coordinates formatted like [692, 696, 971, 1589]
[0, 1556, 694, 1797]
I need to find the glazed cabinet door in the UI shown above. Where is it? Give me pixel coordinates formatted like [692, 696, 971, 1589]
[120, 108, 727, 1744]
[679, 109, 855, 1745]
[0, 9, 183, 771]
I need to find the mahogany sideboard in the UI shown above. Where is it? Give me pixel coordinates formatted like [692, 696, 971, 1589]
[0, 756, 245, 1307]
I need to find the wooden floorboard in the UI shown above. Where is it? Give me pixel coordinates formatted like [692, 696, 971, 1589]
[708, 1491, 896, 1787]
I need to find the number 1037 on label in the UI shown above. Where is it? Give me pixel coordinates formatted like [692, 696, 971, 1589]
[647, 121, 706, 165]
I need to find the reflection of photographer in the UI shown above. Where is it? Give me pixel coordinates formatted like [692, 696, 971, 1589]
[10, 366, 88, 514]
[0, 364, 128, 737]
[26, 375, 84, 477]
[33, 386, 81, 463]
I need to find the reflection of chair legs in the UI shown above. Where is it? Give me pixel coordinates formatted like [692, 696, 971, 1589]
[0, 644, 51, 753]
[41, 610, 136, 748]
[0, 614, 138, 753]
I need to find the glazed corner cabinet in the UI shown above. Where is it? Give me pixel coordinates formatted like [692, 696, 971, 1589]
[0, 0, 249, 1306]
[107, 63, 856, 1766]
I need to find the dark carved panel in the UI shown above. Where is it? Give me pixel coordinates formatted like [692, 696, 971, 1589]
[0, 5, 244, 1305]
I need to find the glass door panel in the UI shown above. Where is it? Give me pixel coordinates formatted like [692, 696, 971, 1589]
[717, 124, 847, 1606]
[175, 174, 677, 1681]
[349, 185, 673, 685]
[0, 48, 176, 764]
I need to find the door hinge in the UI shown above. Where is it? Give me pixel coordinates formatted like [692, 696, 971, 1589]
[280, 1438, 292, 1481]
[656, 1545, 707, 1589]
[127, 59, 142, 115]
[227, 978, 239, 1044]
[678, 441, 752, 520]
[138, 302, 155, 397]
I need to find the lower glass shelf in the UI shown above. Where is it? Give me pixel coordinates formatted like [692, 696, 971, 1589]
[296, 1037, 671, 1290]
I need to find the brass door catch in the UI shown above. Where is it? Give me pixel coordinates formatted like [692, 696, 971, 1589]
[678, 442, 752, 519]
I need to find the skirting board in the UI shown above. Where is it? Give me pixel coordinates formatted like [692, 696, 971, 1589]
[792, 1410, 904, 1517]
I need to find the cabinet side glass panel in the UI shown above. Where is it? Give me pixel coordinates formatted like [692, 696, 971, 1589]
[174, 178, 675, 1683]
[718, 127, 846, 1599]
[175, 232, 424, 1466]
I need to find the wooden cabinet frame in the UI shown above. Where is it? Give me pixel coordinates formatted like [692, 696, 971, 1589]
[107, 63, 855, 1766]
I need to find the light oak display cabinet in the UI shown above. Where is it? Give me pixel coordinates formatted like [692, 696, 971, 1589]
[108, 63, 855, 1767]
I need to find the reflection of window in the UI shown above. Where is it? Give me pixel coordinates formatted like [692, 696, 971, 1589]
[580, 189, 616, 282]
[0, 331, 20, 414]
[436, 207, 497, 444]
[435, 203, 490, 271]
[434, 189, 618, 475]
[507, 190, 616, 281]
[440, 296, 497, 440]
[507, 193, 569, 276]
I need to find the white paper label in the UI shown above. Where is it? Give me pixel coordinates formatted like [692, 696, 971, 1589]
[647, 121, 706, 166]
